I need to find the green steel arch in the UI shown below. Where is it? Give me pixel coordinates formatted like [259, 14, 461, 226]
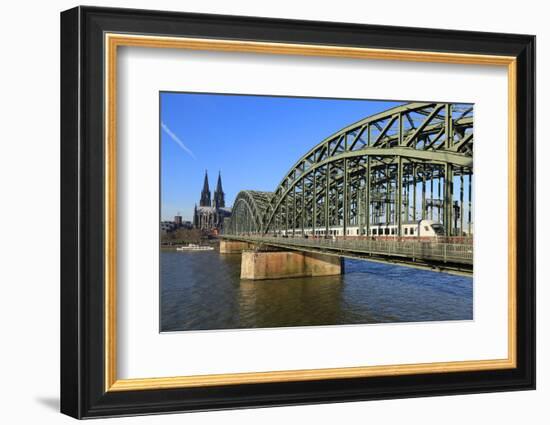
[227, 102, 474, 238]
[226, 190, 273, 235]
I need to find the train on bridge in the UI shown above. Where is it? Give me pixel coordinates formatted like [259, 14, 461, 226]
[276, 219, 444, 239]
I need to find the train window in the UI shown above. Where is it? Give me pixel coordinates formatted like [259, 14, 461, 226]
[424, 226, 429, 231]
[372, 229, 377, 235]
[384, 228, 389, 235]
[404, 228, 408, 235]
[431, 224, 444, 235]
[391, 228, 395, 235]
[356, 229, 359, 235]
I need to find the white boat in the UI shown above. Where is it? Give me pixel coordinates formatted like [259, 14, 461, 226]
[176, 243, 214, 252]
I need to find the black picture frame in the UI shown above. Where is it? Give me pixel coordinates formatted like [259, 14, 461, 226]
[61, 5, 536, 419]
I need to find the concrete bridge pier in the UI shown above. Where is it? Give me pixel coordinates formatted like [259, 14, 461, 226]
[219, 240, 254, 253]
[240, 250, 344, 280]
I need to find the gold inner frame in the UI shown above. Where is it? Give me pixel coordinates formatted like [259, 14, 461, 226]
[104, 33, 517, 392]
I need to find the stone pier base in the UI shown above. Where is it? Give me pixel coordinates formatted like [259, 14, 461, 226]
[219, 240, 254, 254]
[240, 250, 343, 280]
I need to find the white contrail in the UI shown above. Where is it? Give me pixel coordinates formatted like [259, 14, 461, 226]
[161, 122, 197, 160]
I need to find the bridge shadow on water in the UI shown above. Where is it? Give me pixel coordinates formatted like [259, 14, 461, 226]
[160, 251, 473, 333]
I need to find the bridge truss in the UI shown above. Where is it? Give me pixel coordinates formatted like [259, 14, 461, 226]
[226, 102, 474, 238]
[225, 190, 274, 235]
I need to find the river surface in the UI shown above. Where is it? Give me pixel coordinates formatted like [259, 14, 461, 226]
[160, 249, 473, 332]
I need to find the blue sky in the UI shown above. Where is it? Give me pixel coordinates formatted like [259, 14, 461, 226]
[160, 92, 403, 221]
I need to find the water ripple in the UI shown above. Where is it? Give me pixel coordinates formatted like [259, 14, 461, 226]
[160, 251, 473, 332]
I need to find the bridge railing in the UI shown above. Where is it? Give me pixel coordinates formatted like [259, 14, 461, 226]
[223, 235, 473, 265]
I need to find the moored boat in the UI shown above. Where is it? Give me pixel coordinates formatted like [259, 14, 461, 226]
[176, 243, 214, 251]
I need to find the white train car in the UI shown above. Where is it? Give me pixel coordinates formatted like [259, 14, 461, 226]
[278, 220, 444, 239]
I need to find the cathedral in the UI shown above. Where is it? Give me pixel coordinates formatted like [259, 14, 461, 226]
[193, 170, 232, 233]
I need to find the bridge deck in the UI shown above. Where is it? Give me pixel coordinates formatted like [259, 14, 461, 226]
[221, 235, 473, 273]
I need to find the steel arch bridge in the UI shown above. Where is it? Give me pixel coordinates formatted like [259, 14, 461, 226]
[226, 102, 474, 239]
[225, 190, 274, 235]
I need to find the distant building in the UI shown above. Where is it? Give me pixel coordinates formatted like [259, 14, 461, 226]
[193, 170, 231, 233]
[160, 221, 177, 233]
[161, 215, 192, 234]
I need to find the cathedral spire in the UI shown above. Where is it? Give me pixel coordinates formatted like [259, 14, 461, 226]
[199, 170, 211, 206]
[213, 170, 225, 208]
[202, 170, 210, 192]
[216, 171, 223, 192]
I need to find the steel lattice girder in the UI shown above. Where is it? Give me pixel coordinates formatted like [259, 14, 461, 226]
[225, 102, 473, 236]
[259, 102, 473, 234]
[227, 190, 273, 234]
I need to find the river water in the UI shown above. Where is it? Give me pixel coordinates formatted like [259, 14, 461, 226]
[160, 249, 473, 332]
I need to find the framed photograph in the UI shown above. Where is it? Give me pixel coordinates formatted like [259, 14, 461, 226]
[60, 6, 535, 419]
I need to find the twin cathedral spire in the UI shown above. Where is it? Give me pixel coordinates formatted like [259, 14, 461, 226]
[193, 170, 230, 233]
[199, 170, 225, 209]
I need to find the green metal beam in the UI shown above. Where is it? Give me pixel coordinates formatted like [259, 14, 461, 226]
[343, 158, 348, 236]
[397, 156, 403, 236]
[402, 104, 445, 147]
